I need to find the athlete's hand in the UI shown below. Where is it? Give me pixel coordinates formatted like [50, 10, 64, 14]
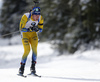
[32, 27, 39, 32]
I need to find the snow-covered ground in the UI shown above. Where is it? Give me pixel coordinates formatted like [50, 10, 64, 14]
[0, 36, 100, 82]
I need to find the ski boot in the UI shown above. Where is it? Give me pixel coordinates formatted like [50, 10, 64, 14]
[19, 63, 25, 75]
[30, 61, 36, 74]
[29, 61, 41, 77]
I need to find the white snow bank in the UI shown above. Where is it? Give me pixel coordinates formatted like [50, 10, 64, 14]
[0, 39, 100, 82]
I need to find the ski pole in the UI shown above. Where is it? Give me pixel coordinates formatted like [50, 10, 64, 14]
[37, 32, 40, 41]
[0, 30, 20, 38]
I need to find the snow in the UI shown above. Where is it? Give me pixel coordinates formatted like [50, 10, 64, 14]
[0, 36, 100, 82]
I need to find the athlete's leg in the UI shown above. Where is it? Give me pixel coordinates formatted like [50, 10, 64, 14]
[30, 34, 38, 73]
[30, 35, 38, 62]
[21, 32, 31, 64]
[21, 38, 30, 64]
[19, 32, 30, 74]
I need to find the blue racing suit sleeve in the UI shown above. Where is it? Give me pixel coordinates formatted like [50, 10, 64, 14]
[38, 28, 43, 32]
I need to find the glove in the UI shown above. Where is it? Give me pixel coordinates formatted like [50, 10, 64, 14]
[32, 26, 39, 32]
[27, 22, 42, 32]
[27, 26, 39, 32]
[27, 26, 32, 32]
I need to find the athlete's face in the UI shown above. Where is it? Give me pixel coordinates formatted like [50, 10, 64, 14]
[32, 15, 40, 21]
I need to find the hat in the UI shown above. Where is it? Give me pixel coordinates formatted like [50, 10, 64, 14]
[32, 7, 41, 15]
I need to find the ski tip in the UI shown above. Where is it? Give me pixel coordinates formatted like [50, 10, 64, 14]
[28, 73, 41, 78]
[17, 74, 27, 78]
[39, 76, 41, 78]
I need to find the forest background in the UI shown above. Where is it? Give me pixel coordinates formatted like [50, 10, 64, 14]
[0, 0, 100, 53]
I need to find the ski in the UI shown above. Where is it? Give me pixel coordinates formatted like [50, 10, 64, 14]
[28, 73, 41, 78]
[17, 74, 27, 78]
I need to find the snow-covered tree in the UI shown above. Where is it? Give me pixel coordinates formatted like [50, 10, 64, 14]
[1, 0, 100, 53]
[0, 0, 28, 37]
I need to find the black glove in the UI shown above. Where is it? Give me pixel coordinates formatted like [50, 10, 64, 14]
[27, 22, 38, 32]
[32, 26, 39, 32]
[27, 26, 32, 32]
[31, 22, 39, 32]
[28, 26, 39, 32]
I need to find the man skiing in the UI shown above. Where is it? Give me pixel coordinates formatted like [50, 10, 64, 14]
[19, 5, 43, 76]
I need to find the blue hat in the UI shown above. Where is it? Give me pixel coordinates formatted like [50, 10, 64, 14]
[32, 7, 41, 15]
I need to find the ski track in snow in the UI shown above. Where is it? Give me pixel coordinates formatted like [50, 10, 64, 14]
[0, 42, 100, 82]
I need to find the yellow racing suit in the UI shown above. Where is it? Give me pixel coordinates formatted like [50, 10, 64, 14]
[19, 13, 43, 64]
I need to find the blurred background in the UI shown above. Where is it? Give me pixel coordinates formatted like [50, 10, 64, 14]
[0, 0, 100, 54]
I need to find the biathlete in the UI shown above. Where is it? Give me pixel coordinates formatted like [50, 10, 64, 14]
[19, 6, 43, 76]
